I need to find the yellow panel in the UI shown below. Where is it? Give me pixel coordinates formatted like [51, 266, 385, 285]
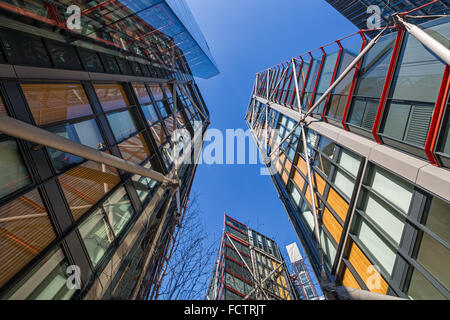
[323, 208, 343, 244]
[293, 170, 305, 191]
[285, 159, 292, 173]
[282, 170, 289, 185]
[297, 157, 307, 176]
[342, 267, 361, 290]
[327, 188, 349, 222]
[348, 242, 389, 295]
[305, 186, 319, 210]
[314, 172, 326, 195]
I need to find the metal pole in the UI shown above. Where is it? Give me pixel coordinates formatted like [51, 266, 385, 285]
[0, 115, 178, 186]
[304, 26, 388, 119]
[301, 125, 321, 247]
[268, 26, 388, 158]
[394, 14, 450, 66]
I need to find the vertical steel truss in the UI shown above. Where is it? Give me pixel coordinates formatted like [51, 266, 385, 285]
[249, 8, 448, 299]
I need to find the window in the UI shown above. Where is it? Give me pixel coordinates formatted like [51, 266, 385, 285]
[320, 229, 337, 269]
[21, 84, 93, 126]
[58, 160, 121, 221]
[0, 189, 56, 289]
[141, 104, 160, 125]
[77, 48, 104, 73]
[0, 140, 32, 199]
[94, 84, 130, 112]
[331, 149, 361, 200]
[79, 208, 114, 267]
[407, 268, 446, 300]
[423, 196, 450, 244]
[132, 83, 151, 105]
[106, 110, 138, 143]
[47, 119, 104, 173]
[45, 40, 82, 70]
[327, 44, 360, 120]
[352, 218, 397, 275]
[102, 188, 135, 237]
[347, 33, 397, 130]
[415, 232, 449, 292]
[148, 84, 163, 101]
[311, 51, 340, 115]
[2, 247, 75, 300]
[118, 133, 150, 165]
[381, 102, 433, 147]
[301, 58, 321, 110]
[437, 104, 450, 157]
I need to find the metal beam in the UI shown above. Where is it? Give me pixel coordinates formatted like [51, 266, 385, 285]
[0, 115, 178, 186]
[394, 14, 450, 66]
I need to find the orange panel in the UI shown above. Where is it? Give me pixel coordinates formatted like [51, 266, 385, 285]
[21, 84, 92, 126]
[297, 157, 307, 176]
[0, 189, 56, 288]
[94, 84, 130, 112]
[285, 159, 292, 173]
[282, 170, 289, 185]
[348, 242, 389, 295]
[293, 170, 305, 191]
[305, 186, 319, 210]
[323, 208, 343, 243]
[327, 188, 349, 222]
[342, 267, 361, 290]
[314, 172, 326, 195]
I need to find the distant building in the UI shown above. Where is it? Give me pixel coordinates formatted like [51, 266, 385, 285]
[287, 243, 325, 300]
[207, 215, 298, 300]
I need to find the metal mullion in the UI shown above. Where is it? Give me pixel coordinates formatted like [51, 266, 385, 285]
[277, 64, 290, 103]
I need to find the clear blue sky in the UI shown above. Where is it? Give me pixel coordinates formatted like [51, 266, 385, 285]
[186, 0, 358, 267]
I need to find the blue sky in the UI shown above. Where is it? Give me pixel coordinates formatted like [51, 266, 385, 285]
[185, 0, 358, 269]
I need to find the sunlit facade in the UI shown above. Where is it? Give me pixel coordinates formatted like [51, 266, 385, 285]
[207, 215, 298, 300]
[246, 12, 449, 299]
[0, 0, 216, 300]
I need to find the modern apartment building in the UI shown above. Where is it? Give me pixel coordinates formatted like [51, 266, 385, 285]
[286, 242, 325, 300]
[0, 0, 218, 300]
[246, 5, 449, 299]
[207, 215, 298, 300]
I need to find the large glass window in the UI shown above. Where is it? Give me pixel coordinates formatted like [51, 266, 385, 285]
[327, 44, 361, 120]
[58, 160, 121, 221]
[47, 119, 105, 173]
[2, 247, 75, 300]
[311, 51, 340, 115]
[106, 110, 138, 143]
[21, 84, 93, 126]
[79, 208, 114, 267]
[0, 140, 32, 199]
[102, 187, 135, 237]
[347, 32, 397, 130]
[415, 232, 450, 292]
[301, 58, 321, 111]
[0, 189, 56, 289]
[94, 84, 130, 112]
[117, 133, 150, 165]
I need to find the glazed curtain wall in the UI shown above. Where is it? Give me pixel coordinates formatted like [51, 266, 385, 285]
[0, 79, 204, 299]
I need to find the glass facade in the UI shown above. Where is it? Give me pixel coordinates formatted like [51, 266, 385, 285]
[248, 14, 450, 298]
[207, 216, 296, 300]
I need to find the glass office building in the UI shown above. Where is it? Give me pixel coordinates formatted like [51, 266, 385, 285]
[246, 11, 449, 299]
[207, 215, 298, 300]
[286, 242, 325, 300]
[0, 0, 217, 300]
